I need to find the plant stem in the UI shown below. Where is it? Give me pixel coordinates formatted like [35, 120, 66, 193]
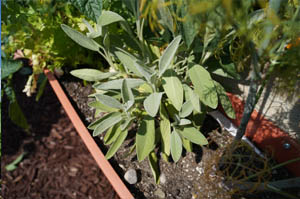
[242, 157, 300, 182]
[234, 43, 260, 141]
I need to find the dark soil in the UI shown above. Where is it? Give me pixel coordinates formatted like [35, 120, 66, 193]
[1, 72, 118, 199]
[59, 74, 300, 199]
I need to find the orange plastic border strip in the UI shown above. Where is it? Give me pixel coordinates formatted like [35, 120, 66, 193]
[226, 93, 300, 176]
[44, 69, 134, 199]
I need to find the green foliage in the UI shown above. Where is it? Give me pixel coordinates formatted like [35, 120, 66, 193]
[5, 152, 27, 171]
[1, 55, 30, 131]
[62, 7, 237, 168]
[68, 0, 102, 22]
[61, 0, 299, 181]
[1, 59, 22, 79]
[1, 1, 102, 96]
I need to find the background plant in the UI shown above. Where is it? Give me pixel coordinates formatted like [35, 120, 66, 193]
[145, 0, 300, 141]
[62, 0, 236, 183]
[1, 52, 30, 132]
[1, 0, 104, 97]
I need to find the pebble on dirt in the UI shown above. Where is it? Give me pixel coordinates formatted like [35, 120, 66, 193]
[124, 168, 137, 184]
[154, 188, 166, 198]
[159, 173, 167, 184]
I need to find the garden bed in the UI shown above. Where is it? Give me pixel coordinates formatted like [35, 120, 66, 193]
[59, 73, 300, 199]
[1, 73, 118, 199]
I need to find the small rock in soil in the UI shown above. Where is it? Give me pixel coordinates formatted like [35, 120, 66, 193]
[124, 169, 137, 184]
[154, 188, 165, 198]
[159, 173, 166, 184]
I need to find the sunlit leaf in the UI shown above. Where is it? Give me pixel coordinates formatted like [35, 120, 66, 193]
[179, 100, 193, 118]
[158, 35, 181, 77]
[93, 112, 122, 136]
[144, 92, 163, 117]
[115, 50, 142, 76]
[88, 101, 118, 112]
[177, 126, 208, 145]
[136, 115, 155, 162]
[170, 130, 182, 162]
[105, 130, 128, 159]
[181, 137, 193, 152]
[93, 78, 145, 90]
[160, 104, 171, 155]
[178, 119, 191, 126]
[104, 124, 122, 145]
[121, 79, 134, 103]
[98, 10, 125, 26]
[95, 94, 123, 110]
[121, 117, 135, 131]
[61, 24, 100, 51]
[188, 64, 218, 109]
[148, 152, 160, 184]
[70, 69, 116, 81]
[162, 69, 183, 111]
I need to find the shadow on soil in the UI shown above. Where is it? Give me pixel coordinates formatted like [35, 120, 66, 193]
[2, 71, 63, 156]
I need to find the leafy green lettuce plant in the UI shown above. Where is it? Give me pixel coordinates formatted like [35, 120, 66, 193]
[61, 4, 236, 182]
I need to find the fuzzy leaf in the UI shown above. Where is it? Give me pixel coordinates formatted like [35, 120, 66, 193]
[179, 100, 193, 118]
[160, 104, 171, 155]
[214, 81, 236, 119]
[70, 69, 116, 81]
[134, 61, 152, 82]
[170, 130, 182, 162]
[188, 64, 218, 109]
[121, 79, 134, 104]
[188, 88, 201, 113]
[95, 94, 123, 110]
[160, 119, 171, 155]
[98, 10, 125, 26]
[148, 152, 160, 184]
[144, 92, 163, 117]
[182, 137, 193, 152]
[115, 50, 141, 76]
[162, 69, 183, 111]
[136, 116, 155, 162]
[61, 24, 100, 51]
[158, 35, 182, 77]
[178, 119, 191, 126]
[105, 130, 128, 159]
[88, 101, 118, 112]
[104, 124, 122, 145]
[177, 126, 208, 145]
[93, 112, 122, 136]
[120, 117, 135, 131]
[93, 78, 145, 90]
[88, 112, 115, 130]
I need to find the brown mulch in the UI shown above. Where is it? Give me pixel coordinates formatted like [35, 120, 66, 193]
[1, 72, 119, 199]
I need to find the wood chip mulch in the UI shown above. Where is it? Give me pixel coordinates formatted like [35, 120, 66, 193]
[1, 80, 119, 199]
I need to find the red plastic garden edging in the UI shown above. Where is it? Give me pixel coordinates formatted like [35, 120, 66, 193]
[44, 69, 134, 199]
[226, 93, 300, 177]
